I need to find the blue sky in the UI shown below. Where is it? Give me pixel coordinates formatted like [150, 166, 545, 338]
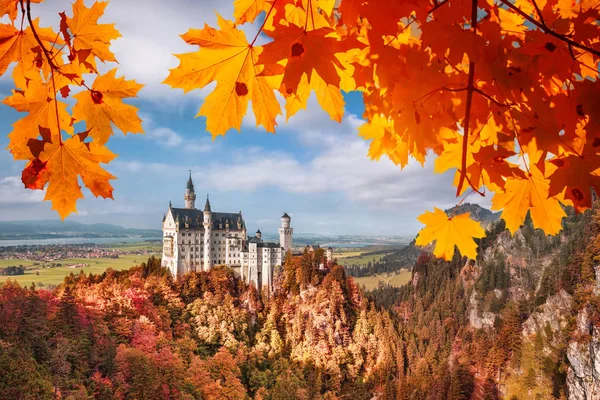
[0, 0, 488, 235]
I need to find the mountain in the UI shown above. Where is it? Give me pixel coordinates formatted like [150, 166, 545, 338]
[0, 220, 162, 240]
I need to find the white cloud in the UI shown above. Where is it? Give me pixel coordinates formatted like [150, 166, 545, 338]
[0, 176, 45, 204]
[146, 127, 183, 148]
[11, 0, 260, 105]
[138, 113, 213, 152]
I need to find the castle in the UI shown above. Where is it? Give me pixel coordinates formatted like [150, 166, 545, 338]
[162, 173, 311, 291]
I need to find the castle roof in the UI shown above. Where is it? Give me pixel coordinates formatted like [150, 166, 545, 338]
[282, 212, 290, 219]
[204, 196, 211, 212]
[170, 207, 244, 231]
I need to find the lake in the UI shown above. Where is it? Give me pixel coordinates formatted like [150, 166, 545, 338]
[0, 236, 162, 247]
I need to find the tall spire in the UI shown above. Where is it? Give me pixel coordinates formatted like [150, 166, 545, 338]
[184, 171, 196, 209]
[204, 194, 211, 212]
[186, 170, 194, 192]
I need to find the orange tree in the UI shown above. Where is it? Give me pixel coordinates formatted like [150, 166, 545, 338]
[1, 0, 599, 260]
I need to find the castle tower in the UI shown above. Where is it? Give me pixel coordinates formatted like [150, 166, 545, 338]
[256, 229, 262, 241]
[279, 212, 293, 253]
[184, 171, 196, 209]
[203, 195, 212, 271]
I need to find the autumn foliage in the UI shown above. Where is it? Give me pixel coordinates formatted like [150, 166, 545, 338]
[1, 0, 143, 219]
[3, 0, 600, 259]
[165, 0, 600, 259]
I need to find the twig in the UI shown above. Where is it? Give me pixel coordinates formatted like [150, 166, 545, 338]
[499, 0, 600, 58]
[25, 0, 59, 71]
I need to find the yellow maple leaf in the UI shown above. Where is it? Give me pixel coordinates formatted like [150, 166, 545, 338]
[66, 0, 121, 67]
[24, 130, 117, 219]
[163, 15, 281, 136]
[415, 207, 486, 260]
[233, 0, 268, 24]
[491, 162, 566, 235]
[72, 68, 144, 145]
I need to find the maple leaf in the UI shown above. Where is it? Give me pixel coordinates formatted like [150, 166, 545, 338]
[0, 18, 62, 85]
[233, 0, 268, 24]
[4, 80, 73, 160]
[491, 162, 566, 235]
[548, 140, 600, 213]
[257, 24, 344, 95]
[0, 0, 42, 23]
[415, 207, 486, 260]
[66, 0, 121, 67]
[163, 15, 281, 136]
[72, 69, 144, 144]
[25, 129, 116, 219]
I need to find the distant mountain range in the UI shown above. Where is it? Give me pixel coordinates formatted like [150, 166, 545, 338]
[0, 220, 162, 240]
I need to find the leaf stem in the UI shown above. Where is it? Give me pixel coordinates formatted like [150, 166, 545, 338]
[499, 0, 600, 58]
[251, 0, 277, 46]
[25, 0, 62, 144]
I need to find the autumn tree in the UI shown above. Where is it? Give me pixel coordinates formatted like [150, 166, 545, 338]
[2, 0, 599, 261]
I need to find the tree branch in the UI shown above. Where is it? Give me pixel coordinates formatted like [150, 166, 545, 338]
[499, 0, 600, 58]
[428, 0, 450, 14]
[456, 0, 478, 197]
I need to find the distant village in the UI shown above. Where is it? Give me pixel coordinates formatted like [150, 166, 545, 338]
[0, 243, 158, 267]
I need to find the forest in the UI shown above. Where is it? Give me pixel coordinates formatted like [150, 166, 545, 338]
[1, 205, 600, 399]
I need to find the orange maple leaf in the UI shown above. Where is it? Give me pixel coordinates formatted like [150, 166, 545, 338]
[257, 24, 344, 95]
[24, 129, 117, 219]
[66, 0, 121, 68]
[548, 140, 600, 213]
[0, 0, 42, 23]
[4, 80, 73, 160]
[72, 69, 144, 145]
[415, 207, 486, 260]
[0, 18, 62, 85]
[163, 15, 281, 136]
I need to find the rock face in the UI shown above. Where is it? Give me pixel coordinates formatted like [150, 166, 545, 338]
[468, 291, 495, 330]
[522, 289, 572, 339]
[566, 307, 600, 400]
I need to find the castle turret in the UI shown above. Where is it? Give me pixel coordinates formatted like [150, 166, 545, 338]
[256, 229, 262, 241]
[184, 171, 196, 209]
[279, 212, 293, 253]
[203, 195, 212, 271]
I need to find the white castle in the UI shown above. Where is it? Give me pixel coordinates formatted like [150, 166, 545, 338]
[161, 173, 297, 291]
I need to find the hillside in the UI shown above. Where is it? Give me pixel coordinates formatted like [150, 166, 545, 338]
[0, 252, 402, 399]
[0, 220, 162, 240]
[368, 205, 600, 399]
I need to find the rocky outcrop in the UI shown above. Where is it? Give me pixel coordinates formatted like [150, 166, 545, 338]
[522, 289, 572, 340]
[468, 291, 495, 330]
[566, 307, 600, 400]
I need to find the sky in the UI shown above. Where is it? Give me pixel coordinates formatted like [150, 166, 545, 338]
[0, 0, 490, 236]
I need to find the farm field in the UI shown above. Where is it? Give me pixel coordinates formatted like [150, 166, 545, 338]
[1, 242, 161, 287]
[352, 270, 412, 290]
[336, 251, 396, 266]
